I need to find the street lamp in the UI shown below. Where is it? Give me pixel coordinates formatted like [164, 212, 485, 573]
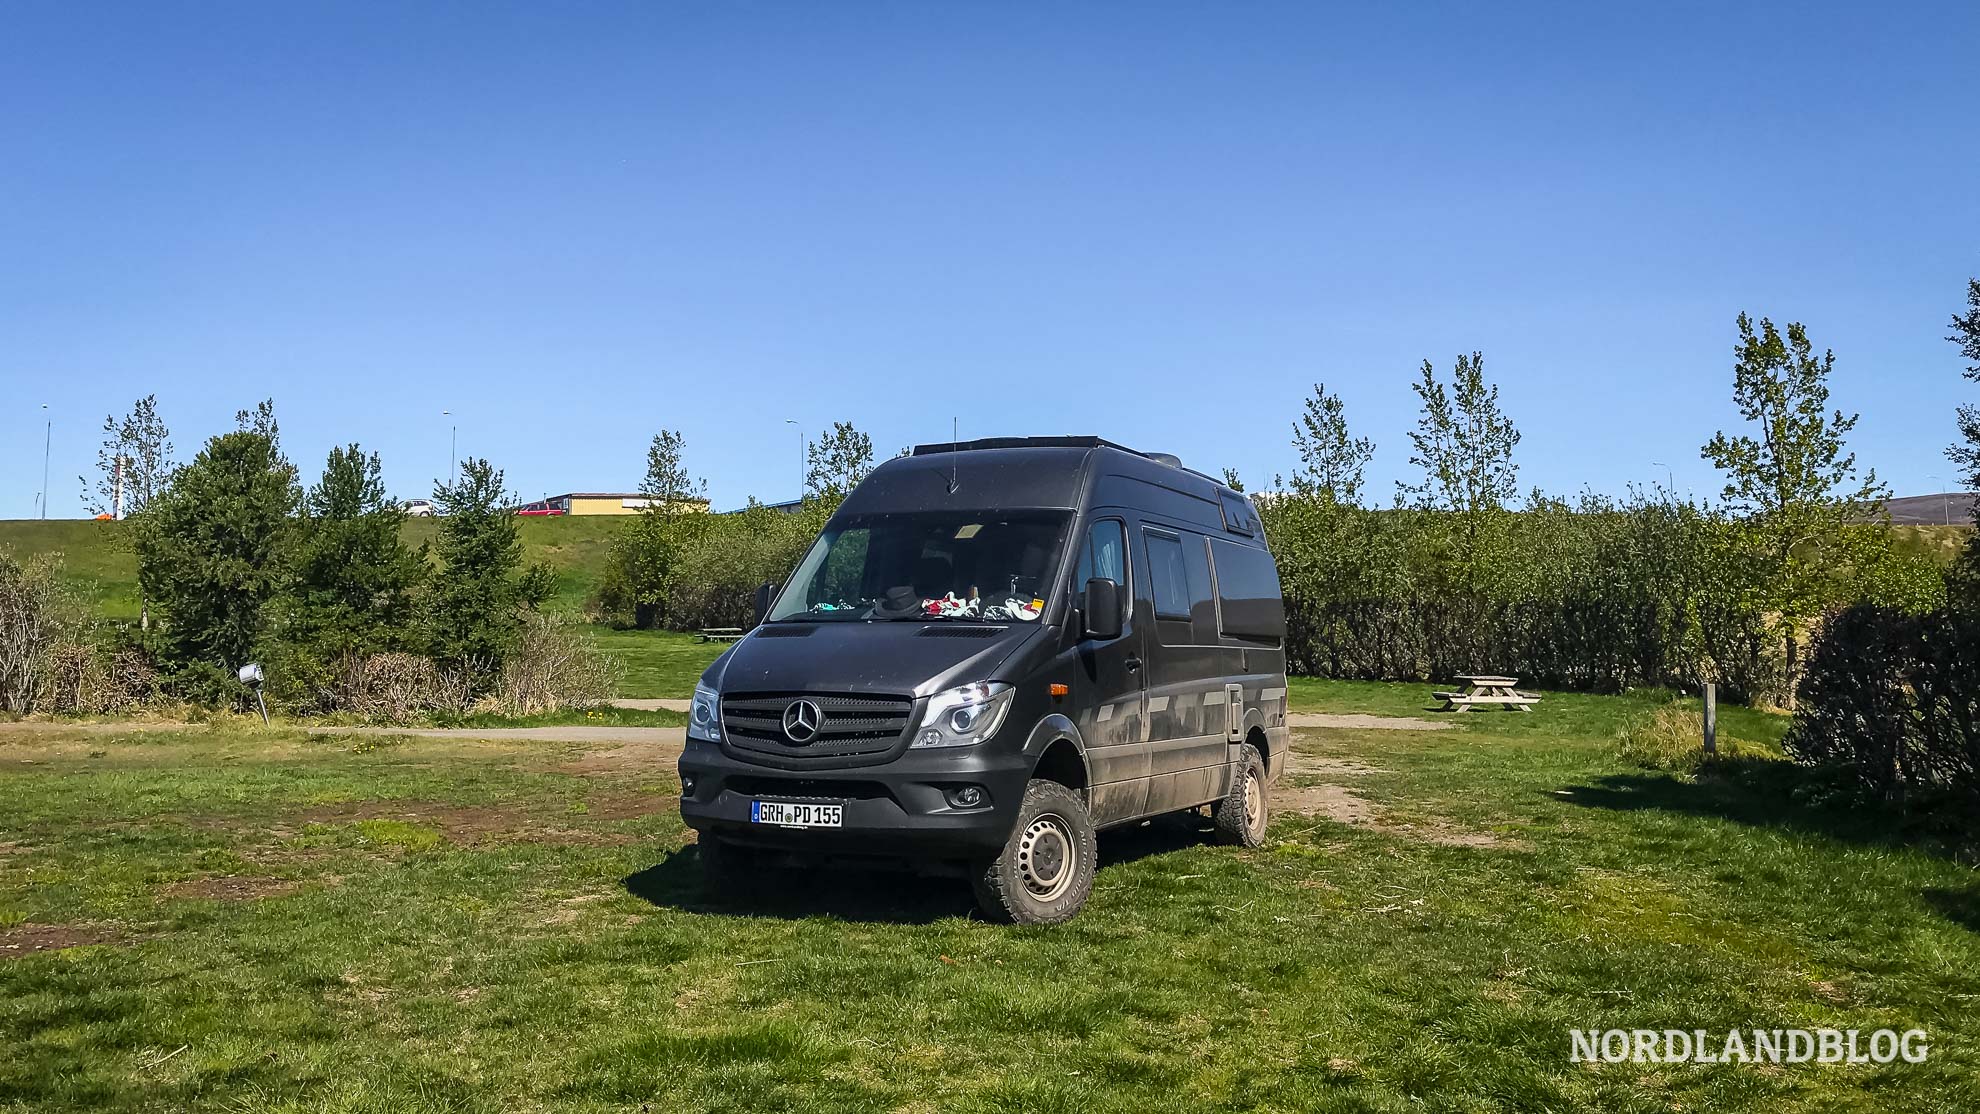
[785, 419, 803, 499]
[1928, 474, 1951, 526]
[39, 403, 50, 519]
[442, 410, 456, 488]
[1650, 460, 1673, 492]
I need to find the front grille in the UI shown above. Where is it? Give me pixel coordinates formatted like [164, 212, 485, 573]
[721, 692, 915, 762]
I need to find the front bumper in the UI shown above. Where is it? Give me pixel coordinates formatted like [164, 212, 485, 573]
[677, 737, 1031, 858]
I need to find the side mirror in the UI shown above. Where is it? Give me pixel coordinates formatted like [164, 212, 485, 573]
[751, 582, 775, 627]
[1082, 578, 1123, 641]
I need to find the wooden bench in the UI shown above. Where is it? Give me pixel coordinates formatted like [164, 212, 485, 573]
[697, 627, 746, 643]
[1436, 675, 1540, 713]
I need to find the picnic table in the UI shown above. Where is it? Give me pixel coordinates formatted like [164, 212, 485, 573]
[697, 627, 746, 643]
[1433, 674, 1540, 713]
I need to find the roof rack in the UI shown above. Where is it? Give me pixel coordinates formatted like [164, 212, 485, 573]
[909, 435, 1127, 456]
[905, 436, 1231, 490]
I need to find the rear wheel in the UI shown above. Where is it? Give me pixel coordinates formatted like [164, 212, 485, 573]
[972, 780, 1097, 925]
[1213, 747, 1269, 847]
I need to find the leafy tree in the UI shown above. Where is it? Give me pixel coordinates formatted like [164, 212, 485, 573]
[235, 399, 280, 443]
[1220, 468, 1245, 492]
[639, 429, 709, 509]
[1399, 353, 1520, 514]
[1946, 275, 1980, 607]
[274, 445, 426, 701]
[804, 421, 875, 501]
[1950, 275, 1980, 494]
[598, 431, 712, 628]
[1289, 383, 1375, 504]
[82, 395, 174, 520]
[80, 395, 177, 628]
[1396, 353, 1521, 670]
[1262, 387, 1397, 676]
[135, 428, 299, 696]
[1699, 313, 1891, 681]
[427, 458, 541, 672]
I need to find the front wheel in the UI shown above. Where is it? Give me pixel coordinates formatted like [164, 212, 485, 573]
[972, 780, 1097, 925]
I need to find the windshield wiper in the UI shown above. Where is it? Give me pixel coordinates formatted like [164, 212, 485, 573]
[874, 612, 990, 622]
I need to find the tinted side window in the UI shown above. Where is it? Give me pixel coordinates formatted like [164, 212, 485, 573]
[1210, 538, 1284, 643]
[1185, 533, 1218, 638]
[1073, 519, 1129, 625]
[1219, 490, 1255, 536]
[1145, 528, 1191, 621]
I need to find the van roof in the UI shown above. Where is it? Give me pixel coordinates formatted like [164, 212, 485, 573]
[837, 436, 1249, 529]
[908, 436, 1221, 484]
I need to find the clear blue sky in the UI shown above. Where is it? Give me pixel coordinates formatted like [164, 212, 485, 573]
[4, 1, 1976, 517]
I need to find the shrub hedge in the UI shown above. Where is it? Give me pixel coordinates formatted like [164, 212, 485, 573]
[1787, 602, 1980, 826]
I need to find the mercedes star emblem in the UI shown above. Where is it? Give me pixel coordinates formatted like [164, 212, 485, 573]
[782, 698, 823, 743]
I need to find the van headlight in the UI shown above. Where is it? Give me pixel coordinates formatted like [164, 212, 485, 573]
[688, 683, 723, 743]
[913, 682, 1015, 748]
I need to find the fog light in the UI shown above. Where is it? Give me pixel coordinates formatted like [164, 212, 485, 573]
[948, 785, 986, 809]
[681, 775, 696, 797]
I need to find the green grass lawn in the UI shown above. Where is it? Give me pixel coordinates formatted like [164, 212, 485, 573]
[4, 684, 1975, 1111]
[591, 628, 728, 699]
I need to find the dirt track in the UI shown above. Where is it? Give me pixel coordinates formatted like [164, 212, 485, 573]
[0, 719, 686, 746]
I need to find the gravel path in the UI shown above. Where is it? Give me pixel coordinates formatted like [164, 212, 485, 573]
[607, 698, 691, 712]
[1286, 712, 1453, 731]
[8, 710, 1442, 742]
[0, 720, 686, 745]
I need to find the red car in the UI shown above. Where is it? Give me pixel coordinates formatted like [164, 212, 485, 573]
[513, 500, 567, 516]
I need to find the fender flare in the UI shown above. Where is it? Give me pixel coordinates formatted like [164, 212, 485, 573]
[1020, 713, 1089, 776]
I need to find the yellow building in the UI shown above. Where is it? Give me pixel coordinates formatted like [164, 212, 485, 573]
[544, 492, 711, 516]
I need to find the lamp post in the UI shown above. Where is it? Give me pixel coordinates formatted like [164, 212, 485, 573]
[443, 410, 456, 488]
[1928, 474, 1951, 526]
[39, 404, 51, 519]
[785, 419, 803, 499]
[1650, 460, 1673, 493]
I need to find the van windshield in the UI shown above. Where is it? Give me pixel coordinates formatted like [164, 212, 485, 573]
[767, 512, 1072, 623]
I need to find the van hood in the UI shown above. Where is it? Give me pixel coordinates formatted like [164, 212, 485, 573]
[706, 622, 1045, 699]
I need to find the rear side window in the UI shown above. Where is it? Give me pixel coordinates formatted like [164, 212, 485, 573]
[1145, 528, 1191, 621]
[1210, 538, 1283, 643]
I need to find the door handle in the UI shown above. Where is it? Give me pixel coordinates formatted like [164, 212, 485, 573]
[1125, 656, 1142, 673]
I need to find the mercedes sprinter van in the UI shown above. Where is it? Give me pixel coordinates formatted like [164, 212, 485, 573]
[678, 437, 1288, 924]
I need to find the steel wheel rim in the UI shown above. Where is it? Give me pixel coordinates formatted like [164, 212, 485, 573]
[1244, 773, 1265, 836]
[1017, 812, 1076, 902]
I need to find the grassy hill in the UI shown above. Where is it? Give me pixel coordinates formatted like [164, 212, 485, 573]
[0, 516, 629, 620]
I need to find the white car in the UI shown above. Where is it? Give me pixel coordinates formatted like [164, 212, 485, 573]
[404, 499, 436, 517]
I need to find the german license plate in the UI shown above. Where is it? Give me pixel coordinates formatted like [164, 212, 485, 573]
[750, 800, 843, 828]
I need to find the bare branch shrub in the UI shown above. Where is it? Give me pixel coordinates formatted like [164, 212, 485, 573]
[45, 643, 160, 715]
[332, 653, 444, 723]
[492, 614, 620, 716]
[0, 554, 76, 714]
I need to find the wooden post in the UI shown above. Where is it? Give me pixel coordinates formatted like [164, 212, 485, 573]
[1702, 683, 1717, 761]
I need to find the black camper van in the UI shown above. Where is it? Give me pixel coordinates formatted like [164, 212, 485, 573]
[678, 437, 1289, 924]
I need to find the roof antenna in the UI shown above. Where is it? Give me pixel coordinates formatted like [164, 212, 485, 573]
[946, 417, 961, 493]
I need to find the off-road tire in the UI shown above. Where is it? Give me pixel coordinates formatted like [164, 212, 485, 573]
[1213, 746, 1269, 847]
[972, 780, 1097, 925]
